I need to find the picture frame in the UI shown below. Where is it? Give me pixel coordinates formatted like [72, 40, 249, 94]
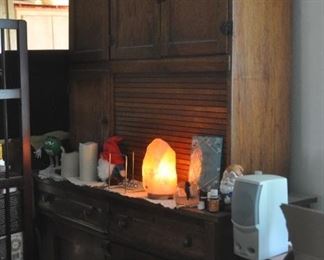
[188, 135, 223, 192]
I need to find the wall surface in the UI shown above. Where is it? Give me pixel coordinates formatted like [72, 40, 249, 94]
[291, 0, 324, 210]
[0, 0, 7, 18]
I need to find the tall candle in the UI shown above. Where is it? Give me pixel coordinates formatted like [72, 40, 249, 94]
[79, 142, 98, 182]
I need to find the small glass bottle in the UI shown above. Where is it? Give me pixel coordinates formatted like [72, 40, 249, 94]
[0, 144, 5, 172]
[207, 189, 220, 213]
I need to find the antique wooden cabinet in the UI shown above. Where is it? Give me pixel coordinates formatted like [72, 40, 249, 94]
[34, 178, 317, 260]
[69, 0, 292, 180]
[35, 177, 234, 260]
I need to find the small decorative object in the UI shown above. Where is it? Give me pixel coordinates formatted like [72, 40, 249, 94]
[207, 189, 220, 213]
[97, 136, 126, 182]
[31, 130, 69, 170]
[0, 144, 4, 172]
[174, 181, 199, 207]
[197, 200, 205, 210]
[35, 136, 64, 168]
[220, 164, 244, 204]
[142, 138, 177, 199]
[188, 135, 223, 192]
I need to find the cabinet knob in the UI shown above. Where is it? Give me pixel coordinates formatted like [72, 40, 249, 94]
[101, 241, 112, 259]
[42, 194, 54, 204]
[117, 215, 128, 229]
[182, 236, 192, 248]
[220, 21, 233, 36]
[83, 206, 95, 218]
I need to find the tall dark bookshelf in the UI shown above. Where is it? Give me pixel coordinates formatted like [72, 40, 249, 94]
[0, 19, 33, 260]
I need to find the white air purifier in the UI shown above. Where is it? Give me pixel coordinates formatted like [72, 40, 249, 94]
[231, 174, 288, 260]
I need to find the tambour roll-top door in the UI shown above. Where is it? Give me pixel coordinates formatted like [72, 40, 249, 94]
[114, 72, 228, 181]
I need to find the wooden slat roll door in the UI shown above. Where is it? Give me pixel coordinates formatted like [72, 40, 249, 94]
[114, 72, 228, 181]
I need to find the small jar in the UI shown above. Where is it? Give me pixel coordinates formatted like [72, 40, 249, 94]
[207, 189, 220, 213]
[197, 200, 205, 210]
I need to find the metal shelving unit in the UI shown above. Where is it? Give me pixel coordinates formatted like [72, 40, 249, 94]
[0, 19, 33, 260]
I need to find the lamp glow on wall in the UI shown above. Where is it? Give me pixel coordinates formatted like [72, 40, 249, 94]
[142, 138, 177, 199]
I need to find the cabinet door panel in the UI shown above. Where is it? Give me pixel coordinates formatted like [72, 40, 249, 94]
[161, 0, 230, 57]
[70, 0, 109, 62]
[111, 0, 160, 60]
[69, 69, 110, 148]
[38, 215, 111, 260]
[54, 231, 109, 260]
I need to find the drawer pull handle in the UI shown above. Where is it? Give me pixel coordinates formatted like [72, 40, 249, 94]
[101, 240, 112, 258]
[42, 194, 54, 204]
[117, 216, 128, 229]
[183, 236, 192, 248]
[83, 206, 95, 218]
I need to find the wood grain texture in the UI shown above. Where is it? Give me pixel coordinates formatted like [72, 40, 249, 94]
[69, 68, 110, 149]
[35, 177, 235, 260]
[161, 0, 230, 56]
[111, 56, 229, 74]
[110, 0, 160, 60]
[69, 0, 109, 62]
[113, 73, 228, 181]
[230, 0, 292, 175]
[110, 0, 230, 59]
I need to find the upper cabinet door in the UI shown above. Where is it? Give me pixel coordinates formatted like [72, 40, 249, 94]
[110, 0, 161, 60]
[161, 0, 230, 57]
[69, 0, 109, 62]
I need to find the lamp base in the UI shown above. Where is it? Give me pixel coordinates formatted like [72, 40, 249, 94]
[147, 193, 173, 200]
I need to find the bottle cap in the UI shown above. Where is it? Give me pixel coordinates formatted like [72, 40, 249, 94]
[254, 170, 263, 175]
[210, 189, 218, 198]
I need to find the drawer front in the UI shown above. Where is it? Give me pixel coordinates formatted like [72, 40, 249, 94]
[110, 205, 206, 260]
[37, 192, 109, 233]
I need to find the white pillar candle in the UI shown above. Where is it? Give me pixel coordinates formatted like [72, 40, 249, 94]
[61, 151, 79, 178]
[79, 142, 98, 182]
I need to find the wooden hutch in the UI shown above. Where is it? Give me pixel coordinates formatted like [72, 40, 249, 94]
[35, 1, 292, 260]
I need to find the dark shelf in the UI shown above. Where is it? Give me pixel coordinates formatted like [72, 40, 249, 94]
[0, 176, 23, 189]
[0, 19, 19, 30]
[1, 19, 32, 260]
[0, 89, 20, 100]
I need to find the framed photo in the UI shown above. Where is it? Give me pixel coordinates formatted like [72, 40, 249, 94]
[188, 135, 223, 192]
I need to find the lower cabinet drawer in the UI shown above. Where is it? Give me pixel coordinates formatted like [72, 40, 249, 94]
[110, 206, 206, 260]
[38, 214, 111, 260]
[110, 243, 164, 260]
[37, 192, 109, 232]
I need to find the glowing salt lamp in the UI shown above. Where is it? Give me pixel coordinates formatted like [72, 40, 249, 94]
[142, 138, 177, 199]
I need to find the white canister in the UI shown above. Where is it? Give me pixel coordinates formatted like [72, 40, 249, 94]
[61, 151, 79, 178]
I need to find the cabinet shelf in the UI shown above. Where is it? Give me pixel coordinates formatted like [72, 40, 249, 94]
[0, 176, 23, 189]
[0, 19, 19, 29]
[0, 89, 21, 100]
